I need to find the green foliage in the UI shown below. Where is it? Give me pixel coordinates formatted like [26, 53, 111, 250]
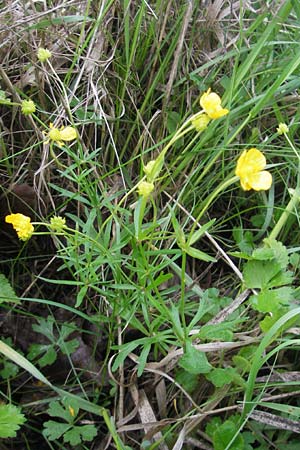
[27, 316, 79, 368]
[3, 1, 300, 448]
[205, 416, 245, 450]
[175, 369, 199, 394]
[233, 228, 254, 255]
[43, 398, 97, 446]
[0, 404, 26, 438]
[178, 341, 212, 375]
[243, 239, 298, 330]
[0, 273, 19, 305]
[198, 322, 235, 341]
[0, 338, 21, 379]
[205, 367, 245, 388]
[171, 210, 216, 262]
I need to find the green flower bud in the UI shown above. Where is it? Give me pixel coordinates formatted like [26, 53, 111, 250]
[21, 99, 36, 115]
[37, 48, 52, 62]
[49, 216, 66, 233]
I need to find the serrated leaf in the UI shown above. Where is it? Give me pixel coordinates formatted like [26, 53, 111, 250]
[250, 287, 294, 313]
[38, 346, 57, 367]
[212, 420, 244, 450]
[179, 341, 212, 375]
[232, 355, 252, 373]
[267, 269, 294, 288]
[60, 338, 79, 355]
[0, 404, 26, 438]
[80, 424, 98, 441]
[243, 260, 282, 289]
[32, 317, 55, 342]
[0, 273, 19, 305]
[233, 229, 254, 254]
[198, 323, 234, 341]
[64, 424, 97, 445]
[43, 420, 72, 441]
[205, 416, 222, 437]
[252, 247, 275, 261]
[262, 238, 289, 269]
[0, 360, 20, 379]
[28, 344, 57, 367]
[206, 367, 245, 388]
[59, 322, 77, 340]
[47, 400, 70, 421]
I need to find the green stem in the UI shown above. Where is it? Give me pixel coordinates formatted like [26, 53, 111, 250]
[180, 250, 187, 340]
[269, 187, 300, 241]
[135, 195, 148, 240]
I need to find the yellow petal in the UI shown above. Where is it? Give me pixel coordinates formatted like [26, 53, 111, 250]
[200, 89, 228, 119]
[60, 126, 77, 141]
[208, 106, 229, 119]
[245, 148, 266, 171]
[235, 148, 266, 178]
[235, 150, 247, 178]
[239, 177, 252, 191]
[247, 171, 273, 191]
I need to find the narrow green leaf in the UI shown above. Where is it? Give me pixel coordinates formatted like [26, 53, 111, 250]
[188, 219, 215, 246]
[185, 245, 216, 262]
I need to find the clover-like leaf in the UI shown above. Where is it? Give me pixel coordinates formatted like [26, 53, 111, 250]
[0, 404, 26, 438]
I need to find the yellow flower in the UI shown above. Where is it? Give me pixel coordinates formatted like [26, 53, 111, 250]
[5, 213, 34, 241]
[200, 88, 229, 119]
[235, 148, 272, 191]
[45, 123, 77, 147]
[37, 48, 52, 62]
[21, 99, 36, 115]
[277, 122, 289, 135]
[191, 113, 210, 132]
[138, 181, 154, 197]
[49, 216, 66, 232]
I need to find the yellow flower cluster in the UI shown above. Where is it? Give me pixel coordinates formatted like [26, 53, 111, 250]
[5, 213, 34, 241]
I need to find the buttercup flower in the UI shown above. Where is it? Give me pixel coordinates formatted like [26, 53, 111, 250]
[200, 88, 229, 119]
[5, 213, 34, 241]
[21, 99, 36, 115]
[138, 181, 154, 197]
[235, 148, 272, 191]
[45, 123, 77, 147]
[37, 48, 52, 62]
[277, 123, 289, 135]
[191, 113, 210, 132]
[49, 216, 66, 232]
